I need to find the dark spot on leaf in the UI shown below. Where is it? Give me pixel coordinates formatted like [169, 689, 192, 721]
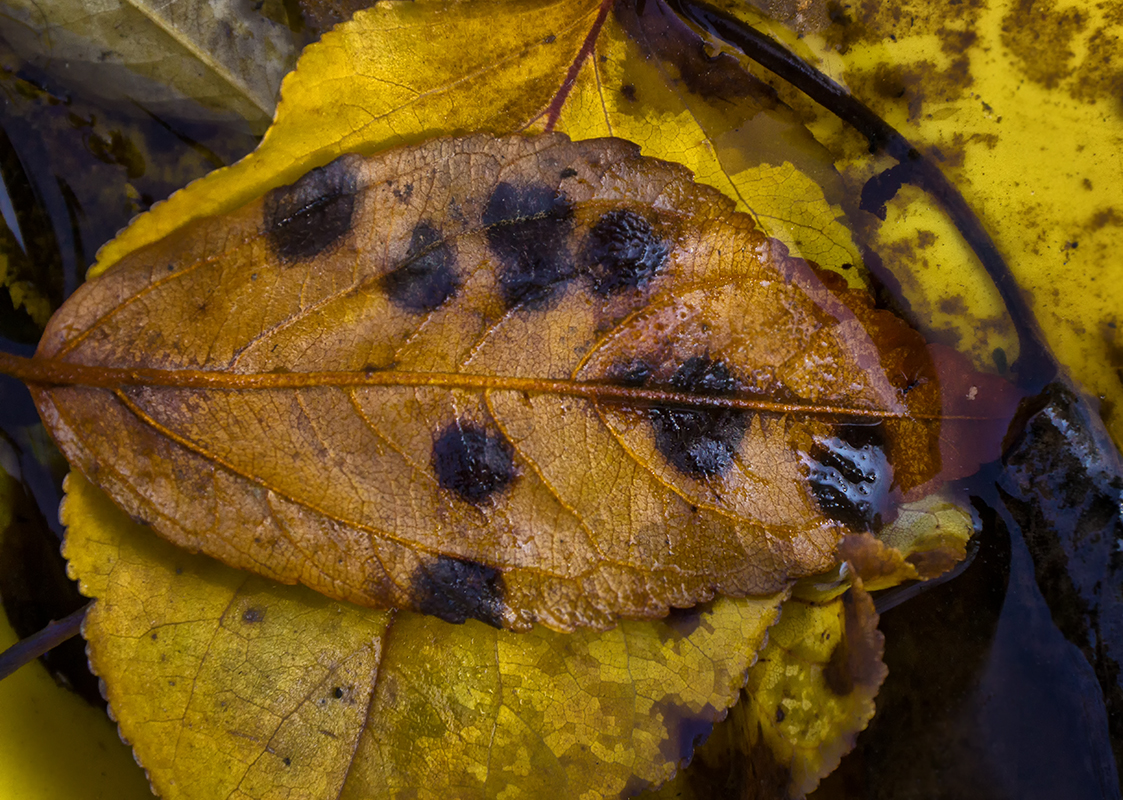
[993, 346, 1008, 374]
[650, 357, 749, 478]
[411, 555, 506, 628]
[333, 686, 343, 699]
[482, 181, 575, 309]
[614, 0, 778, 104]
[282, 757, 291, 767]
[776, 706, 786, 723]
[559, 167, 577, 179]
[382, 221, 459, 312]
[860, 161, 911, 220]
[242, 607, 265, 623]
[582, 209, 669, 295]
[805, 429, 892, 532]
[620, 83, 638, 102]
[265, 155, 359, 263]
[836, 421, 887, 452]
[392, 182, 413, 203]
[610, 359, 653, 387]
[432, 423, 516, 503]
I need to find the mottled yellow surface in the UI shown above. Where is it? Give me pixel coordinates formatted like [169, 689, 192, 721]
[64, 471, 781, 799]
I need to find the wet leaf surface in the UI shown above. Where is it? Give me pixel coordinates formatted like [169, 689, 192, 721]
[999, 382, 1123, 773]
[710, 0, 1123, 445]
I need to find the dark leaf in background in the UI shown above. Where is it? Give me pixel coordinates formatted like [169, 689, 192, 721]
[0, 446, 101, 706]
[1000, 382, 1123, 778]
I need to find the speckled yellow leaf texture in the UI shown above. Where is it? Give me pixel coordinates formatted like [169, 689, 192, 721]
[62, 470, 782, 800]
[646, 581, 885, 800]
[716, 0, 1123, 444]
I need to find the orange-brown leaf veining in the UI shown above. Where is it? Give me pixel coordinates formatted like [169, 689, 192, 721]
[29, 134, 979, 631]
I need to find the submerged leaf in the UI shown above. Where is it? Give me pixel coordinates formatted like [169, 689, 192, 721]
[63, 470, 782, 799]
[27, 134, 981, 631]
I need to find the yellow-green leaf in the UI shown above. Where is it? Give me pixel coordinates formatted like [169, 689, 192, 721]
[647, 580, 886, 799]
[721, 0, 1123, 444]
[63, 470, 782, 799]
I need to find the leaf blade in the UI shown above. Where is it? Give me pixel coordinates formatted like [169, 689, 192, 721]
[30, 134, 957, 630]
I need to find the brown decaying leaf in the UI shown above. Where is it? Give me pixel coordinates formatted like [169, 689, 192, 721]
[24, 134, 990, 631]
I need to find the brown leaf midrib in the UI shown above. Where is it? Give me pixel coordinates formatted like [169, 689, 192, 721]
[3, 353, 952, 419]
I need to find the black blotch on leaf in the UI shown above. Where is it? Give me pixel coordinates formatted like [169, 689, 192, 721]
[265, 155, 359, 263]
[412, 555, 507, 628]
[241, 606, 265, 623]
[610, 359, 654, 388]
[482, 181, 575, 308]
[382, 221, 459, 312]
[836, 421, 886, 451]
[805, 426, 892, 532]
[582, 209, 669, 295]
[392, 182, 413, 203]
[432, 423, 517, 504]
[650, 357, 749, 478]
[559, 167, 578, 179]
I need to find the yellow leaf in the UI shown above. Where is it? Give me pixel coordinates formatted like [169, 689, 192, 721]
[841, 494, 976, 591]
[63, 470, 782, 799]
[8, 0, 1005, 795]
[647, 580, 886, 799]
[723, 0, 1123, 445]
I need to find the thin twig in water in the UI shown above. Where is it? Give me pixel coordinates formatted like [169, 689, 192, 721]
[0, 602, 90, 682]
